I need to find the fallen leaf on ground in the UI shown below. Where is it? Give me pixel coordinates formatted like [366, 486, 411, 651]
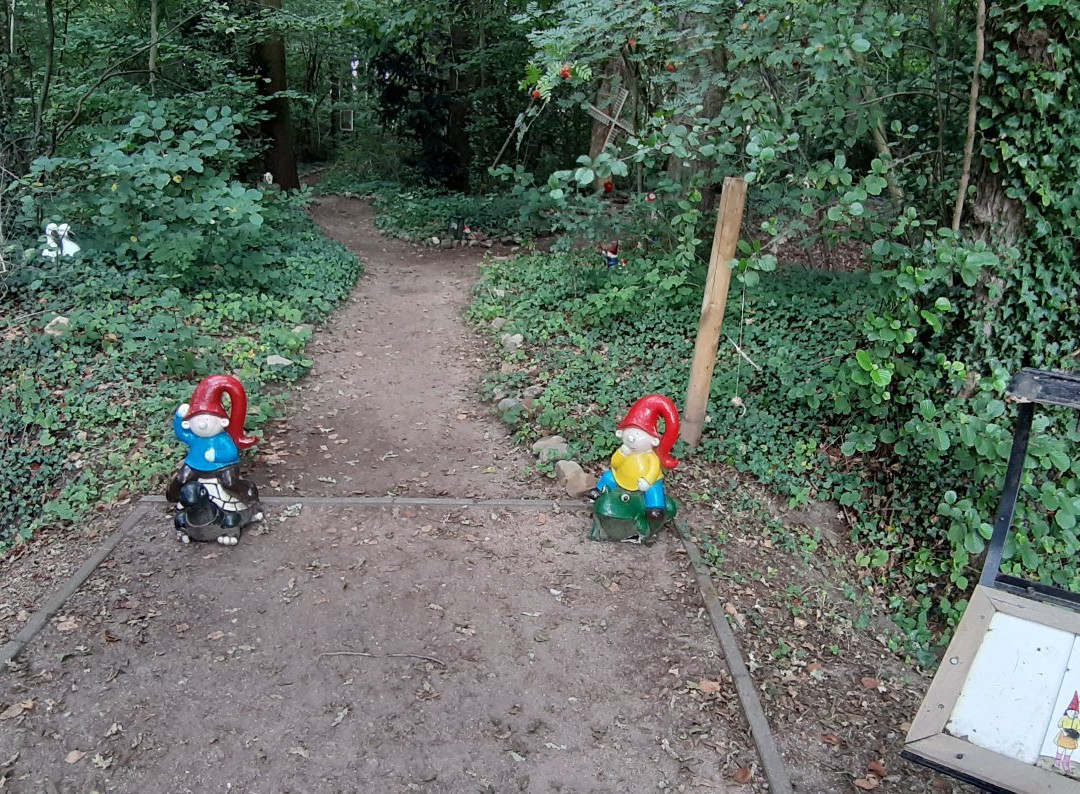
[206, 631, 225, 641]
[56, 617, 78, 632]
[821, 733, 842, 746]
[105, 723, 123, 738]
[332, 707, 349, 727]
[698, 680, 722, 695]
[15, 610, 28, 622]
[854, 775, 880, 790]
[733, 767, 753, 784]
[537, 513, 547, 525]
[868, 760, 887, 777]
[64, 751, 86, 764]
[91, 754, 112, 770]
[288, 746, 310, 758]
[806, 662, 823, 674]
[606, 582, 620, 594]
[860, 677, 880, 689]
[0, 701, 33, 720]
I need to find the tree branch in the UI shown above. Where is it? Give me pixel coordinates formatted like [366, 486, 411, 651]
[50, 3, 212, 151]
[951, 0, 986, 233]
[34, 0, 55, 144]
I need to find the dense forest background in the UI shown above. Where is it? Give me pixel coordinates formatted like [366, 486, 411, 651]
[2, 0, 1079, 661]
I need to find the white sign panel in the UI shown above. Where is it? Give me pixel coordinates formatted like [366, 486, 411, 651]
[948, 612, 1074, 764]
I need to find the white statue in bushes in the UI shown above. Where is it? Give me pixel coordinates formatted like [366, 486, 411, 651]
[41, 223, 81, 259]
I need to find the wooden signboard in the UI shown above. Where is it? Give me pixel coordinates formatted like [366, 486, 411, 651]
[905, 369, 1080, 793]
[905, 585, 1080, 791]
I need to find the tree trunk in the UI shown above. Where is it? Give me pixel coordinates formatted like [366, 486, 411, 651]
[34, 0, 55, 147]
[445, 21, 472, 192]
[148, 0, 159, 89]
[966, 10, 1038, 245]
[588, 57, 629, 189]
[1, 0, 15, 142]
[254, 0, 300, 190]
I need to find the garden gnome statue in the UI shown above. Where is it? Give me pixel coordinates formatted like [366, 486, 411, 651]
[166, 374, 262, 545]
[41, 223, 81, 259]
[600, 240, 622, 269]
[587, 394, 679, 542]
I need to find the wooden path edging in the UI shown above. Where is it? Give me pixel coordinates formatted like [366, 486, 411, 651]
[676, 521, 795, 794]
[0, 502, 152, 669]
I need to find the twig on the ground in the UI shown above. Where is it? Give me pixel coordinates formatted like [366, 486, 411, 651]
[319, 651, 447, 668]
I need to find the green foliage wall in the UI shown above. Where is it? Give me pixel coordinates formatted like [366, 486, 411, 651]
[474, 0, 1080, 650]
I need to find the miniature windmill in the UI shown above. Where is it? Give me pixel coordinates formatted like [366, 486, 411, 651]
[586, 88, 635, 151]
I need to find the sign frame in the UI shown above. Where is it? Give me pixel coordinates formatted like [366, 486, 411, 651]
[904, 369, 1080, 793]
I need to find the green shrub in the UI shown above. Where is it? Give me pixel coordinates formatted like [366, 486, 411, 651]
[0, 209, 361, 551]
[469, 247, 1080, 663]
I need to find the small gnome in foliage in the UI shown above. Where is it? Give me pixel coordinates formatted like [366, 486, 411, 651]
[600, 240, 623, 269]
[587, 394, 680, 542]
[167, 375, 262, 545]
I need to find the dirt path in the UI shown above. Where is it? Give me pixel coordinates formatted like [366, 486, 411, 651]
[0, 198, 760, 793]
[0, 506, 749, 793]
[249, 196, 540, 500]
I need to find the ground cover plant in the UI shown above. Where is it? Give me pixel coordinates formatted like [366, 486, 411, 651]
[468, 242, 1077, 662]
[315, 163, 546, 243]
[454, 0, 1080, 659]
[0, 199, 360, 552]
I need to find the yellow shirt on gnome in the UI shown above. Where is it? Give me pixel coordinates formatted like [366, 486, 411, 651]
[610, 448, 663, 491]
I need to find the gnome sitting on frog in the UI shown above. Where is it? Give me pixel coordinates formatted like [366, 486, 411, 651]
[587, 394, 680, 543]
[166, 375, 263, 546]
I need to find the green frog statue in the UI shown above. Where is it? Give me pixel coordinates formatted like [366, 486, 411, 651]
[586, 394, 680, 542]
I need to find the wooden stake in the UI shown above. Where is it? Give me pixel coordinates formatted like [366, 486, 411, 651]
[681, 176, 747, 447]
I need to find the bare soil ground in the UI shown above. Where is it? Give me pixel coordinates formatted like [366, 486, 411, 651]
[0, 506, 751, 793]
[0, 195, 974, 793]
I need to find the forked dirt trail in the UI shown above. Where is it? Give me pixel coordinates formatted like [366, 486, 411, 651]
[0, 198, 757, 793]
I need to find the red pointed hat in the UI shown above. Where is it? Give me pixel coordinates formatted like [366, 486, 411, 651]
[1070, 691, 1079, 712]
[187, 374, 258, 450]
[618, 394, 680, 469]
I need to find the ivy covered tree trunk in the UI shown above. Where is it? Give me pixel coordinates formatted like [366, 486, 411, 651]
[255, 0, 300, 190]
[959, 2, 1080, 365]
[966, 8, 1037, 246]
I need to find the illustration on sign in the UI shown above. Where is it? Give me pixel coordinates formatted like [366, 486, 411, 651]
[1045, 691, 1080, 774]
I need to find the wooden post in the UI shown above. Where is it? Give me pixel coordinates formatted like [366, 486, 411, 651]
[681, 176, 747, 447]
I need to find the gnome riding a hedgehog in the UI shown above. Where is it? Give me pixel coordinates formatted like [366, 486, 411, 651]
[167, 375, 263, 546]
